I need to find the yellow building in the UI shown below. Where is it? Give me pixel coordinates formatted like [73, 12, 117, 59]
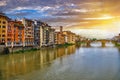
[55, 32, 65, 44]
[55, 26, 76, 45]
[0, 13, 9, 45]
[62, 31, 76, 44]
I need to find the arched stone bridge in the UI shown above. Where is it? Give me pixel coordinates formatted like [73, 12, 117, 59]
[85, 39, 114, 47]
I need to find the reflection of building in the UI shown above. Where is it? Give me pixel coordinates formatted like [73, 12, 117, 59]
[7, 21, 24, 47]
[22, 18, 34, 47]
[0, 13, 9, 45]
[0, 46, 76, 79]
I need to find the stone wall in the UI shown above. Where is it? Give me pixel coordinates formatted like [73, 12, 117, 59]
[0, 45, 6, 54]
[0, 46, 34, 54]
[9, 47, 34, 53]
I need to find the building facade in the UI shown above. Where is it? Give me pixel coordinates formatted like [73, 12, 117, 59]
[22, 18, 34, 47]
[7, 21, 24, 47]
[48, 27, 55, 46]
[34, 20, 55, 47]
[34, 20, 41, 47]
[62, 31, 76, 44]
[40, 23, 55, 47]
[0, 13, 9, 46]
[55, 32, 65, 45]
[55, 26, 76, 44]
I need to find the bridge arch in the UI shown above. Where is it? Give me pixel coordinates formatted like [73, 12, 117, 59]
[85, 39, 113, 47]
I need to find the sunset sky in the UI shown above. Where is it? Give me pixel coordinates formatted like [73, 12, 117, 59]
[1, 0, 120, 39]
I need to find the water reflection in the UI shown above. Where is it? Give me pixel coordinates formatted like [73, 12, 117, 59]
[79, 42, 115, 48]
[0, 46, 76, 80]
[1, 44, 120, 80]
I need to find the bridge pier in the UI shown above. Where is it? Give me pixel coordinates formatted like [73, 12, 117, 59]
[101, 42, 106, 47]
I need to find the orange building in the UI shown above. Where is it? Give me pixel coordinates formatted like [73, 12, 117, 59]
[62, 31, 76, 44]
[55, 26, 65, 44]
[7, 21, 25, 47]
[0, 13, 9, 45]
[55, 32, 65, 44]
[22, 18, 34, 47]
[55, 26, 76, 45]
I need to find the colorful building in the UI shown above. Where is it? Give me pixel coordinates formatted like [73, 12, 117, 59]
[0, 13, 9, 45]
[40, 23, 55, 47]
[7, 20, 24, 47]
[34, 20, 55, 47]
[34, 20, 41, 47]
[55, 32, 65, 44]
[62, 31, 76, 44]
[0, 13, 77, 48]
[49, 27, 55, 46]
[22, 18, 34, 47]
[55, 26, 76, 45]
[33, 21, 47, 47]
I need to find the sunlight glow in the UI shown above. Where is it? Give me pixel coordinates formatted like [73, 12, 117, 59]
[100, 14, 114, 20]
[84, 14, 114, 20]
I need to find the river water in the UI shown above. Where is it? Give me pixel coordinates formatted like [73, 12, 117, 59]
[0, 43, 120, 80]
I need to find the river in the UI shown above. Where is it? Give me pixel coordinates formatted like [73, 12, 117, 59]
[0, 43, 120, 80]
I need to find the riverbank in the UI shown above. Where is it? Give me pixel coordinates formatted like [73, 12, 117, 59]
[76, 42, 86, 44]
[14, 48, 38, 54]
[10, 43, 75, 54]
[115, 42, 120, 47]
[56, 43, 75, 47]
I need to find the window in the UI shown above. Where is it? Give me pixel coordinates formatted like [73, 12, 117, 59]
[2, 35, 5, 37]
[2, 30, 5, 33]
[2, 39, 5, 42]
[2, 26, 5, 28]
[3, 21, 6, 24]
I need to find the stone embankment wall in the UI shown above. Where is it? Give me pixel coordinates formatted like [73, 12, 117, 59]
[0, 46, 35, 54]
[0, 45, 5, 54]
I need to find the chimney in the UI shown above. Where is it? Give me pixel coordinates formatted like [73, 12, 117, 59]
[60, 26, 63, 32]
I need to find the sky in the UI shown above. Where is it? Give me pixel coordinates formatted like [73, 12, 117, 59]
[1, 0, 120, 39]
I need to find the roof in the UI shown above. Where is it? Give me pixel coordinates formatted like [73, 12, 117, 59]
[0, 12, 11, 20]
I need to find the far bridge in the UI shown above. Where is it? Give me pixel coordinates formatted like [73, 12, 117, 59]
[85, 39, 114, 47]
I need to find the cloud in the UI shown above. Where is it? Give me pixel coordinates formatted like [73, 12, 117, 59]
[1, 0, 120, 38]
[1, 0, 120, 31]
[0, 1, 7, 6]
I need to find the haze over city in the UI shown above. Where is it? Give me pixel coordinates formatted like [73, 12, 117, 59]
[1, 0, 120, 39]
